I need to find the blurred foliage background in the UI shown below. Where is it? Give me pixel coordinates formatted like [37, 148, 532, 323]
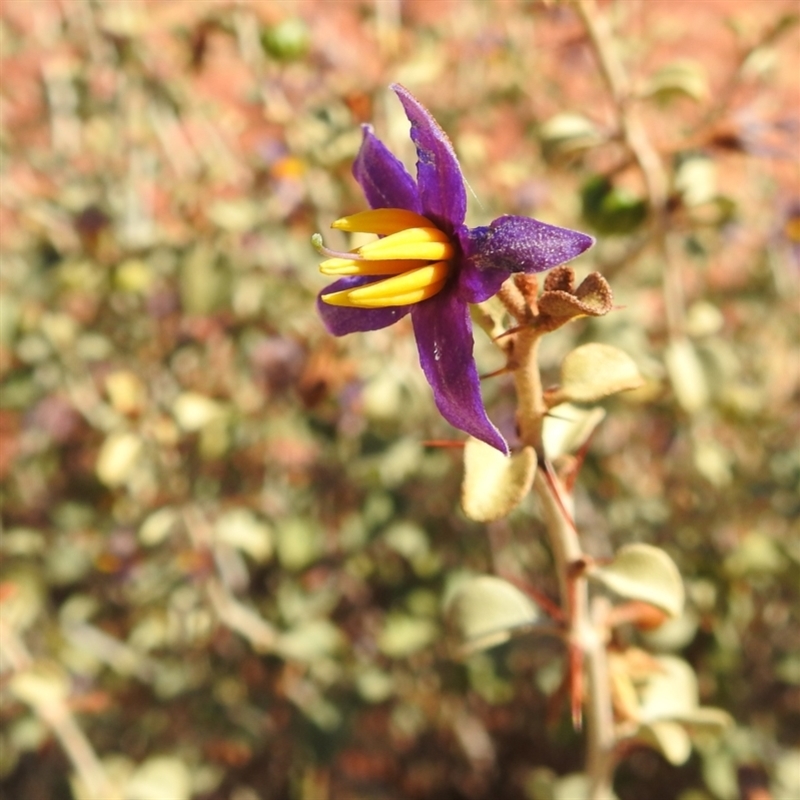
[0, 1, 798, 799]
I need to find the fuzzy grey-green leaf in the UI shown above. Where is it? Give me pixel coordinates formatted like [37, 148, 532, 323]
[590, 543, 685, 618]
[447, 576, 540, 653]
[643, 60, 709, 103]
[125, 756, 192, 800]
[462, 438, 536, 522]
[674, 706, 733, 732]
[637, 720, 692, 765]
[559, 343, 644, 403]
[665, 337, 709, 413]
[378, 614, 438, 658]
[638, 655, 699, 720]
[539, 112, 604, 158]
[542, 403, 606, 460]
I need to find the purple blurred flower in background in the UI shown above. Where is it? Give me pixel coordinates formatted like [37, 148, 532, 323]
[315, 84, 593, 453]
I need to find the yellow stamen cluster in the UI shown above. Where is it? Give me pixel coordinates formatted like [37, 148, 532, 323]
[316, 209, 454, 308]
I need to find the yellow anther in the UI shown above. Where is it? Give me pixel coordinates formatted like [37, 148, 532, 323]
[319, 257, 431, 276]
[332, 208, 433, 235]
[321, 261, 451, 308]
[341, 280, 448, 308]
[357, 227, 454, 262]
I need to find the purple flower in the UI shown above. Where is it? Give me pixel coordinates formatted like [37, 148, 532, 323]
[315, 84, 593, 454]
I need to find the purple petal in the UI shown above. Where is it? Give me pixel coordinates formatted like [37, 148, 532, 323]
[411, 285, 508, 454]
[317, 277, 411, 336]
[460, 215, 595, 303]
[455, 226, 509, 303]
[353, 125, 422, 212]
[391, 84, 467, 232]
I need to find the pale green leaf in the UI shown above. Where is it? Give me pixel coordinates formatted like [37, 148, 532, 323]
[41, 312, 77, 350]
[675, 156, 717, 207]
[665, 337, 709, 413]
[171, 392, 224, 432]
[559, 343, 644, 403]
[45, 539, 93, 586]
[0, 567, 45, 632]
[542, 403, 606, 460]
[277, 619, 343, 662]
[590, 543, 684, 618]
[686, 301, 724, 337]
[447, 576, 540, 653]
[724, 532, 786, 576]
[378, 614, 438, 658]
[179, 246, 229, 315]
[356, 668, 395, 703]
[471, 296, 509, 339]
[104, 370, 146, 415]
[551, 772, 621, 800]
[693, 440, 733, 488]
[114, 258, 154, 294]
[776, 654, 800, 685]
[274, 517, 323, 571]
[99, 3, 146, 36]
[639, 656, 698, 720]
[674, 706, 733, 732]
[383, 522, 429, 560]
[539, 113, 604, 156]
[9, 665, 69, 708]
[775, 748, 800, 798]
[637, 720, 693, 765]
[214, 509, 273, 563]
[0, 527, 45, 557]
[207, 199, 259, 232]
[138, 507, 179, 547]
[125, 756, 192, 800]
[643, 60, 709, 102]
[95, 431, 143, 487]
[0, 293, 19, 345]
[462, 438, 536, 522]
[69, 754, 132, 800]
[640, 610, 699, 652]
[0, 744, 22, 780]
[8, 716, 48, 753]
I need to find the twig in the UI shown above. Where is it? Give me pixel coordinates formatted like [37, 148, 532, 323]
[575, 0, 667, 210]
[181, 506, 279, 653]
[575, 0, 684, 339]
[0, 619, 116, 800]
[62, 622, 158, 683]
[374, 0, 401, 58]
[693, 12, 800, 136]
[41, 58, 81, 157]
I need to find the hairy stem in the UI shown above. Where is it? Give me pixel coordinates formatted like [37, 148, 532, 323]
[504, 300, 616, 799]
[533, 466, 615, 798]
[511, 326, 547, 453]
[586, 598, 616, 797]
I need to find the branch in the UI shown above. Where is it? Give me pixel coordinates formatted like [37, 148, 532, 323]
[181, 506, 280, 653]
[0, 619, 116, 800]
[575, 0, 685, 339]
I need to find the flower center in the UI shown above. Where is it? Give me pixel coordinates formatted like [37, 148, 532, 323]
[315, 209, 455, 308]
